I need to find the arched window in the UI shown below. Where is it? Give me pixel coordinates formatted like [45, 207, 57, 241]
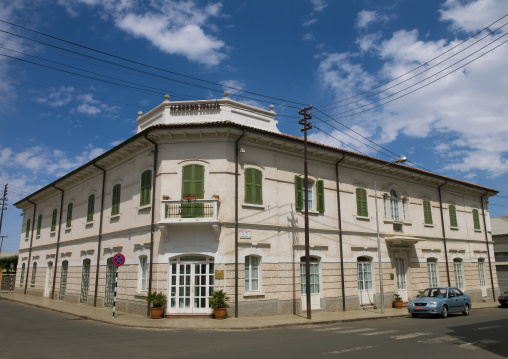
[390, 190, 400, 221]
[80, 259, 91, 303]
[51, 208, 58, 232]
[20, 263, 25, 285]
[36, 214, 42, 236]
[138, 256, 148, 291]
[25, 218, 31, 239]
[66, 203, 73, 228]
[453, 258, 464, 290]
[245, 256, 260, 292]
[427, 258, 438, 287]
[59, 260, 69, 300]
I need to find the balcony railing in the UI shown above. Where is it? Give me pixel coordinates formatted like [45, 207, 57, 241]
[159, 199, 219, 223]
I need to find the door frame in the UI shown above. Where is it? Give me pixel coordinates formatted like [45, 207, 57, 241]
[357, 256, 374, 306]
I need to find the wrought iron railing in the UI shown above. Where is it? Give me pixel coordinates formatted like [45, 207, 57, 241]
[161, 199, 219, 221]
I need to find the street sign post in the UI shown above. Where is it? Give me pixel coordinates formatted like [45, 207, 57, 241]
[112, 254, 125, 318]
[9, 263, 14, 292]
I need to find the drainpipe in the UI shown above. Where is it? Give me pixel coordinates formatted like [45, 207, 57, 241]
[335, 155, 346, 311]
[438, 180, 451, 287]
[51, 185, 64, 299]
[144, 133, 158, 316]
[92, 163, 106, 307]
[235, 130, 246, 318]
[481, 192, 496, 302]
[24, 199, 36, 294]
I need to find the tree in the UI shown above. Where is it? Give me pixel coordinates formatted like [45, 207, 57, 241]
[0, 255, 18, 273]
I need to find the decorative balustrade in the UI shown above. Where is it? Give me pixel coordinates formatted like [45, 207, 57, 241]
[159, 199, 219, 223]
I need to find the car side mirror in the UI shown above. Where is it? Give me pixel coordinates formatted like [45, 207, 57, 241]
[416, 294, 421, 298]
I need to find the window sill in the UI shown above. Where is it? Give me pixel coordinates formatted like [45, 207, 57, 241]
[65, 227, 72, 232]
[450, 226, 459, 231]
[50, 230, 56, 234]
[138, 204, 151, 211]
[134, 292, 148, 298]
[424, 223, 434, 227]
[300, 209, 321, 215]
[85, 221, 94, 225]
[36, 235, 41, 239]
[383, 218, 393, 223]
[355, 215, 370, 221]
[242, 203, 265, 209]
[474, 229, 482, 233]
[402, 221, 412, 226]
[110, 214, 121, 219]
[243, 292, 265, 298]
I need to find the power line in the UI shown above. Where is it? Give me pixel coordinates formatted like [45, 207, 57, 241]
[0, 19, 310, 107]
[318, 12, 508, 108]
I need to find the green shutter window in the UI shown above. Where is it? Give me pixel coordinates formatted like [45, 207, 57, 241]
[356, 188, 368, 217]
[51, 209, 57, 232]
[473, 209, 481, 230]
[140, 170, 152, 206]
[423, 200, 433, 225]
[112, 184, 121, 215]
[25, 219, 31, 238]
[316, 180, 325, 212]
[87, 194, 95, 222]
[66, 203, 73, 228]
[36, 214, 42, 236]
[449, 204, 458, 227]
[245, 168, 262, 205]
[181, 164, 204, 198]
[295, 176, 303, 210]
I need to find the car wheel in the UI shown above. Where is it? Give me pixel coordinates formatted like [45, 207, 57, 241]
[441, 305, 448, 318]
[462, 304, 470, 316]
[411, 313, 418, 318]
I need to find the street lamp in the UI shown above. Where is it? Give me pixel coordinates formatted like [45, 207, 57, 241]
[374, 156, 407, 314]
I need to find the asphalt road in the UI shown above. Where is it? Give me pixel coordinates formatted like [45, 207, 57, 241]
[1, 300, 507, 359]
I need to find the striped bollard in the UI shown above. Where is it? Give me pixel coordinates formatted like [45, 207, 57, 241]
[9, 264, 13, 293]
[112, 254, 125, 319]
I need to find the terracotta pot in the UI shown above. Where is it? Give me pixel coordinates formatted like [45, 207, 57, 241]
[162, 196, 169, 200]
[150, 307, 165, 319]
[393, 300, 403, 309]
[213, 307, 227, 319]
[182, 195, 197, 200]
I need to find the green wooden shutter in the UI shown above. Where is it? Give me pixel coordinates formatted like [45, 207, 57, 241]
[51, 209, 57, 232]
[245, 168, 254, 204]
[112, 184, 121, 215]
[87, 194, 95, 222]
[316, 180, 325, 212]
[254, 169, 262, 205]
[423, 200, 433, 225]
[356, 188, 368, 217]
[473, 209, 481, 230]
[181, 164, 204, 198]
[140, 170, 152, 206]
[449, 204, 457, 227]
[36, 214, 42, 235]
[295, 176, 303, 210]
[25, 219, 31, 238]
[66, 203, 73, 228]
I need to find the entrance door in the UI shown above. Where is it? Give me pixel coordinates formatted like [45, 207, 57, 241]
[395, 258, 408, 301]
[357, 257, 374, 306]
[105, 258, 117, 307]
[478, 259, 487, 297]
[44, 262, 53, 298]
[168, 256, 214, 314]
[301, 257, 321, 310]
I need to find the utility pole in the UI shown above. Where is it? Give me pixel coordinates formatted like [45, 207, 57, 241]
[299, 106, 313, 320]
[0, 184, 7, 254]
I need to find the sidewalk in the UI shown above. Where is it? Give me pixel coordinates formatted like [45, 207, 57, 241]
[0, 291, 499, 330]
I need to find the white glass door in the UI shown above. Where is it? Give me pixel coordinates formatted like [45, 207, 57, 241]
[478, 259, 487, 297]
[395, 258, 408, 301]
[357, 258, 374, 306]
[168, 256, 214, 314]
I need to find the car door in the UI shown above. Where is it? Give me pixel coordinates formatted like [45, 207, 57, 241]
[448, 288, 464, 312]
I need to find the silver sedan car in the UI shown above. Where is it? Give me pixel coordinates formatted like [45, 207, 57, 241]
[407, 287, 471, 318]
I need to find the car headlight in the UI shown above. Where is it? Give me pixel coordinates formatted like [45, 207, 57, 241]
[428, 301, 439, 306]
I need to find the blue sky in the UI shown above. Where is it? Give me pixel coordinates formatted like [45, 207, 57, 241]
[1, 0, 508, 252]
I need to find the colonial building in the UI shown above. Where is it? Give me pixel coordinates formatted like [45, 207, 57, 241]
[14, 93, 499, 317]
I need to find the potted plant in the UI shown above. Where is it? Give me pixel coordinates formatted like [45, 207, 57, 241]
[145, 291, 167, 319]
[393, 293, 403, 309]
[182, 194, 197, 200]
[162, 195, 170, 200]
[209, 289, 230, 319]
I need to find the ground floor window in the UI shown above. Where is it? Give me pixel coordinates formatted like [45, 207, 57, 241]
[139, 256, 147, 292]
[357, 257, 372, 291]
[478, 259, 486, 287]
[427, 258, 438, 287]
[245, 256, 260, 292]
[300, 257, 319, 295]
[20, 263, 25, 286]
[31, 262, 37, 285]
[80, 259, 91, 303]
[59, 261, 68, 300]
[454, 258, 464, 290]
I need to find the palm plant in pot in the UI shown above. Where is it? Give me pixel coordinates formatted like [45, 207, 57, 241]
[393, 293, 403, 309]
[209, 290, 230, 319]
[145, 291, 167, 319]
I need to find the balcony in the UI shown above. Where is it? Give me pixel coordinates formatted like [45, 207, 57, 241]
[158, 199, 220, 237]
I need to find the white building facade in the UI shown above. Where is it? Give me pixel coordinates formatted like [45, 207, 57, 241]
[15, 94, 500, 317]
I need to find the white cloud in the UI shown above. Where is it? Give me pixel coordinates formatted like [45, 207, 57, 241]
[440, 0, 503, 33]
[303, 19, 318, 27]
[220, 79, 245, 94]
[356, 9, 392, 30]
[302, 33, 315, 41]
[316, 0, 508, 177]
[58, 0, 227, 66]
[35, 86, 75, 107]
[310, 0, 327, 12]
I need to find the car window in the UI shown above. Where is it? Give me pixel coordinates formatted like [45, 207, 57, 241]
[421, 288, 446, 298]
[454, 289, 462, 297]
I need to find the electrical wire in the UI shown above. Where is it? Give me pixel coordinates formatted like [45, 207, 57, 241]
[318, 12, 508, 108]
